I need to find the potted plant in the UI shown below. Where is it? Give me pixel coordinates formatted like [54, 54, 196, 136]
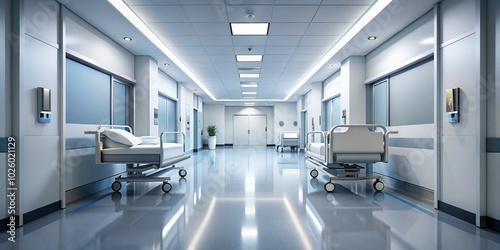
[207, 125, 217, 149]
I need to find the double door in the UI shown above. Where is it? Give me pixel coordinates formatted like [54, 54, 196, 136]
[233, 115, 267, 146]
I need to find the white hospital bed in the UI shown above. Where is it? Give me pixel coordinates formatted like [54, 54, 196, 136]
[85, 125, 190, 193]
[306, 124, 398, 193]
[276, 131, 299, 152]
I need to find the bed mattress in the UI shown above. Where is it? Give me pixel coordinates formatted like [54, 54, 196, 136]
[101, 143, 184, 163]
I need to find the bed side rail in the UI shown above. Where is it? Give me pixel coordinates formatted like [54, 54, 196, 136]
[305, 131, 328, 163]
[159, 131, 186, 164]
[328, 124, 398, 163]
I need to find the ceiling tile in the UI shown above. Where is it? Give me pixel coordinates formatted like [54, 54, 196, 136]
[313, 5, 370, 22]
[208, 54, 236, 61]
[147, 22, 196, 35]
[268, 23, 309, 36]
[274, 0, 322, 4]
[226, 5, 274, 22]
[204, 46, 235, 55]
[234, 46, 265, 54]
[305, 22, 352, 36]
[191, 23, 231, 35]
[264, 54, 292, 62]
[198, 35, 233, 46]
[171, 46, 207, 55]
[264, 46, 296, 54]
[182, 5, 229, 22]
[299, 36, 340, 46]
[231, 36, 268, 46]
[125, 0, 181, 5]
[159, 35, 201, 46]
[293, 46, 330, 55]
[130, 6, 188, 22]
[271, 6, 319, 22]
[266, 36, 302, 46]
[321, 0, 374, 4]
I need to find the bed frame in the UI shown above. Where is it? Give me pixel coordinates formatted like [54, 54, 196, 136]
[85, 125, 190, 193]
[306, 124, 398, 193]
[276, 131, 299, 152]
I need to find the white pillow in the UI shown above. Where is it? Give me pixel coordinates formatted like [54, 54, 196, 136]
[103, 137, 130, 148]
[138, 136, 160, 145]
[102, 129, 141, 146]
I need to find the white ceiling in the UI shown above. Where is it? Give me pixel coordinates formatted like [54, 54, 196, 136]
[59, 0, 439, 105]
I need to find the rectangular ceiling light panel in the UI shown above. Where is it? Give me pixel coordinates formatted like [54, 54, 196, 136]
[231, 23, 269, 35]
[236, 55, 263, 62]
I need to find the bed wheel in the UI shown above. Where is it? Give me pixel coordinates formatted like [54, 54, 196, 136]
[179, 169, 187, 178]
[324, 182, 336, 193]
[373, 180, 385, 192]
[111, 181, 122, 192]
[310, 169, 319, 178]
[162, 182, 172, 193]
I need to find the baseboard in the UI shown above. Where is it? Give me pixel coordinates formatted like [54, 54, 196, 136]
[23, 201, 61, 225]
[0, 215, 19, 232]
[66, 174, 122, 204]
[438, 201, 476, 225]
[378, 174, 434, 202]
[487, 217, 500, 233]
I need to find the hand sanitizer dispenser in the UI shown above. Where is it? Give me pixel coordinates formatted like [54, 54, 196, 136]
[37, 87, 51, 123]
[446, 88, 459, 123]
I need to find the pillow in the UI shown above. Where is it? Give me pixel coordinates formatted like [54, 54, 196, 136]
[103, 137, 130, 148]
[138, 136, 160, 145]
[102, 129, 141, 146]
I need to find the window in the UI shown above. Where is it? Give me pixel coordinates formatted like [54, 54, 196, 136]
[66, 58, 131, 126]
[372, 80, 388, 126]
[324, 95, 341, 130]
[66, 58, 111, 124]
[158, 95, 177, 142]
[371, 58, 434, 126]
[113, 80, 131, 125]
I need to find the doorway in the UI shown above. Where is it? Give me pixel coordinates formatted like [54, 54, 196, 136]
[233, 114, 267, 146]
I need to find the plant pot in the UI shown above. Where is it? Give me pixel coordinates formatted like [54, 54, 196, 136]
[208, 136, 216, 149]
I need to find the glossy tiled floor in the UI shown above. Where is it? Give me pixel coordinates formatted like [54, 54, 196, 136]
[2, 146, 500, 249]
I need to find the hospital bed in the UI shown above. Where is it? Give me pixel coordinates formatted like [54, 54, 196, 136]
[85, 125, 190, 193]
[306, 124, 398, 193]
[276, 131, 299, 152]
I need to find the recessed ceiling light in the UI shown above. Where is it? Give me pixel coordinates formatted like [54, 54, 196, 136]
[123, 37, 132, 41]
[241, 83, 258, 88]
[368, 36, 377, 40]
[236, 55, 263, 62]
[239, 73, 260, 78]
[231, 23, 269, 35]
[164, 63, 170, 66]
[243, 96, 256, 99]
[242, 92, 257, 95]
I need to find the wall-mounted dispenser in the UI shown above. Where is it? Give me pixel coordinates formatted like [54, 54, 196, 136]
[37, 87, 51, 123]
[154, 108, 158, 125]
[446, 88, 460, 123]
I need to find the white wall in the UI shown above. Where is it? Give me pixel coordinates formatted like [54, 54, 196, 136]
[158, 70, 178, 100]
[486, 0, 500, 222]
[323, 71, 341, 101]
[365, 10, 434, 82]
[274, 103, 299, 141]
[341, 56, 366, 124]
[178, 85, 194, 151]
[203, 104, 225, 146]
[65, 10, 134, 81]
[0, 0, 9, 222]
[439, 0, 481, 218]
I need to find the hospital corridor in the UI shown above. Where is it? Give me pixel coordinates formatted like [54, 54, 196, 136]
[2, 0, 500, 249]
[2, 146, 500, 249]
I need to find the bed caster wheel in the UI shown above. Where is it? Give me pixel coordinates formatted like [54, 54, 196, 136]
[324, 182, 336, 193]
[179, 169, 187, 178]
[111, 181, 122, 192]
[162, 182, 172, 193]
[373, 180, 385, 192]
[310, 169, 319, 178]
